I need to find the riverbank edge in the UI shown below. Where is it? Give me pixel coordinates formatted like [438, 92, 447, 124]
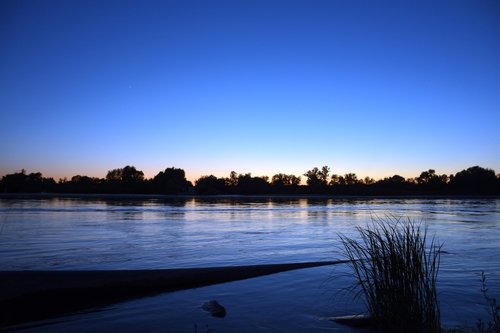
[1, 192, 498, 200]
[0, 261, 345, 328]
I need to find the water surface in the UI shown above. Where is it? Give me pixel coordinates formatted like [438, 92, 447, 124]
[1, 196, 499, 331]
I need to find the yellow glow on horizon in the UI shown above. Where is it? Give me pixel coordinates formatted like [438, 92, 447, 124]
[1, 165, 475, 185]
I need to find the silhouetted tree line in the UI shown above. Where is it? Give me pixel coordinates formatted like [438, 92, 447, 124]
[0, 166, 191, 195]
[1, 165, 499, 196]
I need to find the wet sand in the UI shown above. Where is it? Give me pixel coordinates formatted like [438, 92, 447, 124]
[0, 260, 344, 328]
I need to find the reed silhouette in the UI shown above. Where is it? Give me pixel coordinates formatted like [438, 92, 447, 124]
[339, 217, 442, 333]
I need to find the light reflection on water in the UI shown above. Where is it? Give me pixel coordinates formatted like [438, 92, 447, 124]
[1, 197, 499, 331]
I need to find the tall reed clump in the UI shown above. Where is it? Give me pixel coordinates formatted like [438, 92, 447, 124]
[339, 217, 442, 333]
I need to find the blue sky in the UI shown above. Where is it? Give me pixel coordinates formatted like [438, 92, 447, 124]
[1, 0, 499, 182]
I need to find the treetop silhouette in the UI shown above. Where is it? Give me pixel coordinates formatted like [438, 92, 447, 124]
[1, 165, 498, 196]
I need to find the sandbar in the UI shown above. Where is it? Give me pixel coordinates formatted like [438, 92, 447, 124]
[0, 260, 344, 328]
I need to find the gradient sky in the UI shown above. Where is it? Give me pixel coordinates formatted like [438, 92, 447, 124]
[1, 0, 499, 182]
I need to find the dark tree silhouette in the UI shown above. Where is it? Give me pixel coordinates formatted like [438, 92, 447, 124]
[368, 175, 417, 195]
[416, 169, 449, 193]
[417, 169, 437, 185]
[304, 166, 330, 189]
[1, 170, 28, 193]
[103, 166, 146, 193]
[1, 165, 498, 196]
[271, 173, 301, 187]
[0, 170, 56, 193]
[319, 166, 330, 185]
[304, 167, 320, 186]
[195, 175, 226, 195]
[152, 167, 192, 194]
[236, 173, 271, 194]
[59, 175, 103, 193]
[363, 176, 375, 185]
[328, 173, 364, 194]
[105, 169, 121, 181]
[384, 175, 406, 184]
[225, 171, 239, 187]
[106, 166, 144, 182]
[344, 173, 360, 185]
[450, 166, 497, 194]
[330, 174, 345, 185]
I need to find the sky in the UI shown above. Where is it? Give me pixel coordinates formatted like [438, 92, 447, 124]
[1, 0, 499, 182]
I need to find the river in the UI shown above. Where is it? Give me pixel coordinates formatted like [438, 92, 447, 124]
[1, 196, 499, 332]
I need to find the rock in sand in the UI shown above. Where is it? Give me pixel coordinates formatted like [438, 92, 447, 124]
[201, 300, 226, 318]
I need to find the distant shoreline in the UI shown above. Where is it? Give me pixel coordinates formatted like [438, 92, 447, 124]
[1, 192, 499, 200]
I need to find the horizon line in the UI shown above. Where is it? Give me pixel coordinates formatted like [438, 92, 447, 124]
[1, 164, 497, 185]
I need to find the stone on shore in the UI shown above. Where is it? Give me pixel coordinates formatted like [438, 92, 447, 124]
[202, 300, 226, 318]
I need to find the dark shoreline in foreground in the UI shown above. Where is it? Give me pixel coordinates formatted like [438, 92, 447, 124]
[0, 261, 344, 328]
